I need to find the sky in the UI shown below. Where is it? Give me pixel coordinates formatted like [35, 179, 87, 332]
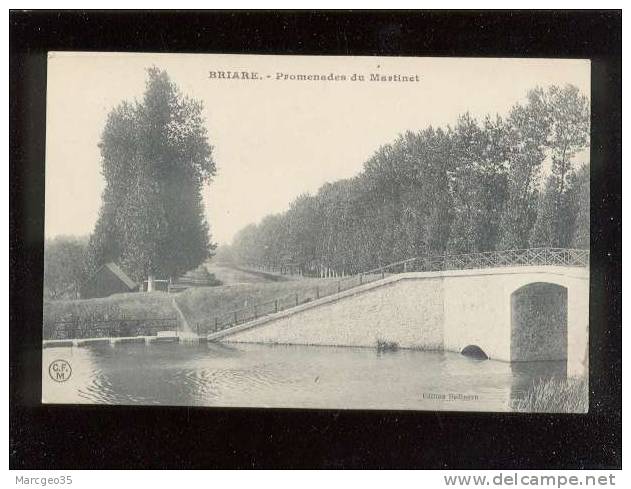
[45, 53, 590, 245]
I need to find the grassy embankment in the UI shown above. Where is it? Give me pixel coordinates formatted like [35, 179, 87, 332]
[43, 292, 179, 339]
[43, 268, 343, 338]
[173, 277, 342, 330]
[512, 377, 588, 413]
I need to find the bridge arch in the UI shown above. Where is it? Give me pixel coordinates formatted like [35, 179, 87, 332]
[461, 345, 489, 360]
[510, 282, 568, 362]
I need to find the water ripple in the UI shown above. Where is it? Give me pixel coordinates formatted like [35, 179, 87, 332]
[44, 342, 569, 411]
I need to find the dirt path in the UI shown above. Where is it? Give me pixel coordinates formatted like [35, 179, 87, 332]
[171, 297, 191, 333]
[205, 263, 294, 285]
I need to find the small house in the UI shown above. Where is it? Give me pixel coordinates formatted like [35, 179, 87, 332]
[79, 262, 138, 299]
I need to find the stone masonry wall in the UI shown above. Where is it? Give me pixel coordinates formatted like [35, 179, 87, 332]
[442, 274, 511, 361]
[218, 266, 588, 371]
[511, 283, 568, 361]
[223, 277, 445, 350]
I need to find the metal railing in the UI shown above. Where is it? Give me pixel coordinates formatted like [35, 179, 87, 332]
[365, 247, 589, 275]
[197, 248, 589, 336]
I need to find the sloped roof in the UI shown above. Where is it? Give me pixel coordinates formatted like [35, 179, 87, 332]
[103, 262, 137, 289]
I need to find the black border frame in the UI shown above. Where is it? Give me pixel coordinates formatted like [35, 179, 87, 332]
[10, 10, 622, 469]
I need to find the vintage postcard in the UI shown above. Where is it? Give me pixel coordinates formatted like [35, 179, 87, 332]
[42, 52, 590, 412]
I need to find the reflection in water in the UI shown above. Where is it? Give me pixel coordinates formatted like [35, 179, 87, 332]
[42, 342, 568, 411]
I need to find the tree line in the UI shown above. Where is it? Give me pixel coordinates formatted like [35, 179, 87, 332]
[225, 85, 590, 277]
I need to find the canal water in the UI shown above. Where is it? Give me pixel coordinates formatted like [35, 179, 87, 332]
[42, 342, 566, 411]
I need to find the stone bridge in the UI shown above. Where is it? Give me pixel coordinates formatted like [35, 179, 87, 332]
[209, 251, 589, 377]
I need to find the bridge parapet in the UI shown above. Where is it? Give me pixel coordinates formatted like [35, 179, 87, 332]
[211, 264, 589, 377]
[366, 248, 589, 276]
[198, 248, 588, 337]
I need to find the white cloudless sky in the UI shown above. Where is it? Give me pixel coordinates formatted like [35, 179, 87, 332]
[45, 53, 590, 245]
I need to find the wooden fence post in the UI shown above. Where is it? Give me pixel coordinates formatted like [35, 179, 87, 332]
[337, 280, 341, 293]
[274, 299, 278, 313]
[214, 317, 219, 331]
[234, 311, 238, 325]
[316, 287, 319, 299]
[295, 293, 299, 306]
[359, 273, 363, 285]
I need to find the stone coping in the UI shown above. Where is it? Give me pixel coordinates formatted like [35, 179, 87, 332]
[43, 334, 182, 348]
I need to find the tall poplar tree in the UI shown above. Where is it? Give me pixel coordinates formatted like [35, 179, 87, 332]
[88, 68, 216, 282]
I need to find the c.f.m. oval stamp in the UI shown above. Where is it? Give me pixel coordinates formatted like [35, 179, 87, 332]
[48, 359, 72, 382]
